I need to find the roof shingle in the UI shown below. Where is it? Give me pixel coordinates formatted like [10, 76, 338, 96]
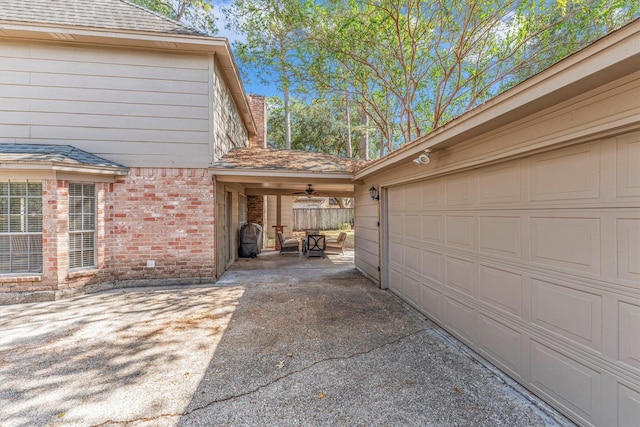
[0, 0, 203, 35]
[0, 144, 127, 170]
[210, 148, 370, 174]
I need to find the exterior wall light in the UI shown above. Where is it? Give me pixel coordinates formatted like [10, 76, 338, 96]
[413, 149, 431, 165]
[369, 185, 379, 201]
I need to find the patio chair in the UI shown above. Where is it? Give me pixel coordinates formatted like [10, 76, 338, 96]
[305, 234, 325, 258]
[325, 232, 347, 254]
[305, 229, 319, 236]
[276, 231, 300, 255]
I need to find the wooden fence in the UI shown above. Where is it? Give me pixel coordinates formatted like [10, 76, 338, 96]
[292, 208, 354, 231]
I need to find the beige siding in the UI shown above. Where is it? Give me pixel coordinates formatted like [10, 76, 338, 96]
[354, 183, 380, 283]
[356, 72, 640, 427]
[0, 39, 248, 167]
[211, 57, 248, 161]
[266, 196, 294, 239]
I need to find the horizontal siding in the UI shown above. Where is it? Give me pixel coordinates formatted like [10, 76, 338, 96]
[0, 40, 213, 167]
[355, 183, 379, 284]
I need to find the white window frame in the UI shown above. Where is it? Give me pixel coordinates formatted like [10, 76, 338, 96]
[68, 182, 96, 270]
[0, 180, 43, 274]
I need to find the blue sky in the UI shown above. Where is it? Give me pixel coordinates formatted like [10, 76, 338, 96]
[215, 5, 281, 98]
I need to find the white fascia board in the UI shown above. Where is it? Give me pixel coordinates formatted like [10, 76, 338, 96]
[355, 21, 640, 180]
[0, 161, 129, 175]
[210, 168, 356, 181]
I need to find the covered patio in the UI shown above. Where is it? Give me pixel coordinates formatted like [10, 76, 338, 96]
[210, 148, 368, 275]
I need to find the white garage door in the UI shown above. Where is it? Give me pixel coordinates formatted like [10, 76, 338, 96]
[386, 133, 640, 427]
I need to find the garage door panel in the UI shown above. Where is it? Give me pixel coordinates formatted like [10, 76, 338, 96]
[530, 216, 601, 275]
[617, 218, 640, 284]
[389, 267, 404, 294]
[618, 301, 640, 370]
[389, 241, 403, 265]
[420, 179, 444, 208]
[445, 172, 476, 207]
[531, 278, 602, 351]
[531, 340, 602, 424]
[389, 187, 404, 208]
[404, 214, 421, 240]
[479, 216, 522, 259]
[446, 215, 476, 251]
[530, 143, 600, 202]
[421, 214, 444, 245]
[617, 383, 640, 427]
[615, 132, 640, 199]
[446, 256, 474, 296]
[479, 314, 522, 376]
[479, 162, 522, 204]
[422, 249, 444, 284]
[478, 265, 523, 318]
[404, 275, 421, 308]
[420, 281, 444, 321]
[389, 214, 403, 238]
[404, 245, 420, 274]
[445, 296, 476, 343]
[403, 182, 422, 208]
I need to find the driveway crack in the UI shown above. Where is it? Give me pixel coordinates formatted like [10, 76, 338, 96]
[90, 328, 425, 426]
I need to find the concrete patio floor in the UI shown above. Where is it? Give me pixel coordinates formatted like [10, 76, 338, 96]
[0, 249, 573, 426]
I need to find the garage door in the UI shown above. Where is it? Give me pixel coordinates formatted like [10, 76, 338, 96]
[386, 134, 640, 426]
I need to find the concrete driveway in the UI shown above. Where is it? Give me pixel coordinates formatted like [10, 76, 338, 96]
[0, 250, 572, 426]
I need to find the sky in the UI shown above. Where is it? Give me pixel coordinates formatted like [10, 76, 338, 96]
[214, 4, 281, 98]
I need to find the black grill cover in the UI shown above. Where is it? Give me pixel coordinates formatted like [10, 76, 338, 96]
[239, 223, 263, 258]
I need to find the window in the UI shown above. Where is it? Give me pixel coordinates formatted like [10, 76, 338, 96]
[68, 183, 95, 269]
[0, 181, 43, 273]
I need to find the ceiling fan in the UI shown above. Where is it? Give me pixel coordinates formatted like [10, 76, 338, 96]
[292, 184, 317, 197]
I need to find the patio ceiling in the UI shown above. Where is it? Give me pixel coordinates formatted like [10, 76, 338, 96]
[210, 148, 370, 197]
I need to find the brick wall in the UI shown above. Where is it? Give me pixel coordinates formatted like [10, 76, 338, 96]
[106, 167, 216, 283]
[247, 94, 267, 149]
[1, 168, 217, 303]
[247, 195, 265, 227]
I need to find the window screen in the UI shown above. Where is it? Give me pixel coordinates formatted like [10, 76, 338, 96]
[0, 181, 43, 273]
[68, 183, 95, 269]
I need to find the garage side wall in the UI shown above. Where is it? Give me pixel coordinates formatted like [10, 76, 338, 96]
[354, 74, 640, 426]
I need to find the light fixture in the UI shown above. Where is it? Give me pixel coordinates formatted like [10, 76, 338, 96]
[369, 185, 379, 201]
[413, 149, 431, 165]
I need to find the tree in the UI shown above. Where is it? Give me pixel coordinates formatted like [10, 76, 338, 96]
[225, 0, 310, 150]
[266, 96, 368, 157]
[301, 0, 638, 150]
[128, 0, 217, 34]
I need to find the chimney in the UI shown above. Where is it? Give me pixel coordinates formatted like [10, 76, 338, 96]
[247, 94, 267, 149]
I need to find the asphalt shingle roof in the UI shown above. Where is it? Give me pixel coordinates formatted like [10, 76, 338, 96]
[0, 144, 127, 169]
[0, 0, 203, 35]
[210, 148, 370, 174]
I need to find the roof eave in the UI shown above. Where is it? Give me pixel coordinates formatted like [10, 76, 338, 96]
[0, 161, 130, 175]
[209, 167, 357, 182]
[355, 20, 640, 180]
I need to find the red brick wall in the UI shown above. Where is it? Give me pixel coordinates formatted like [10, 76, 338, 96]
[106, 167, 216, 283]
[247, 95, 267, 149]
[1, 169, 216, 302]
[247, 195, 265, 227]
